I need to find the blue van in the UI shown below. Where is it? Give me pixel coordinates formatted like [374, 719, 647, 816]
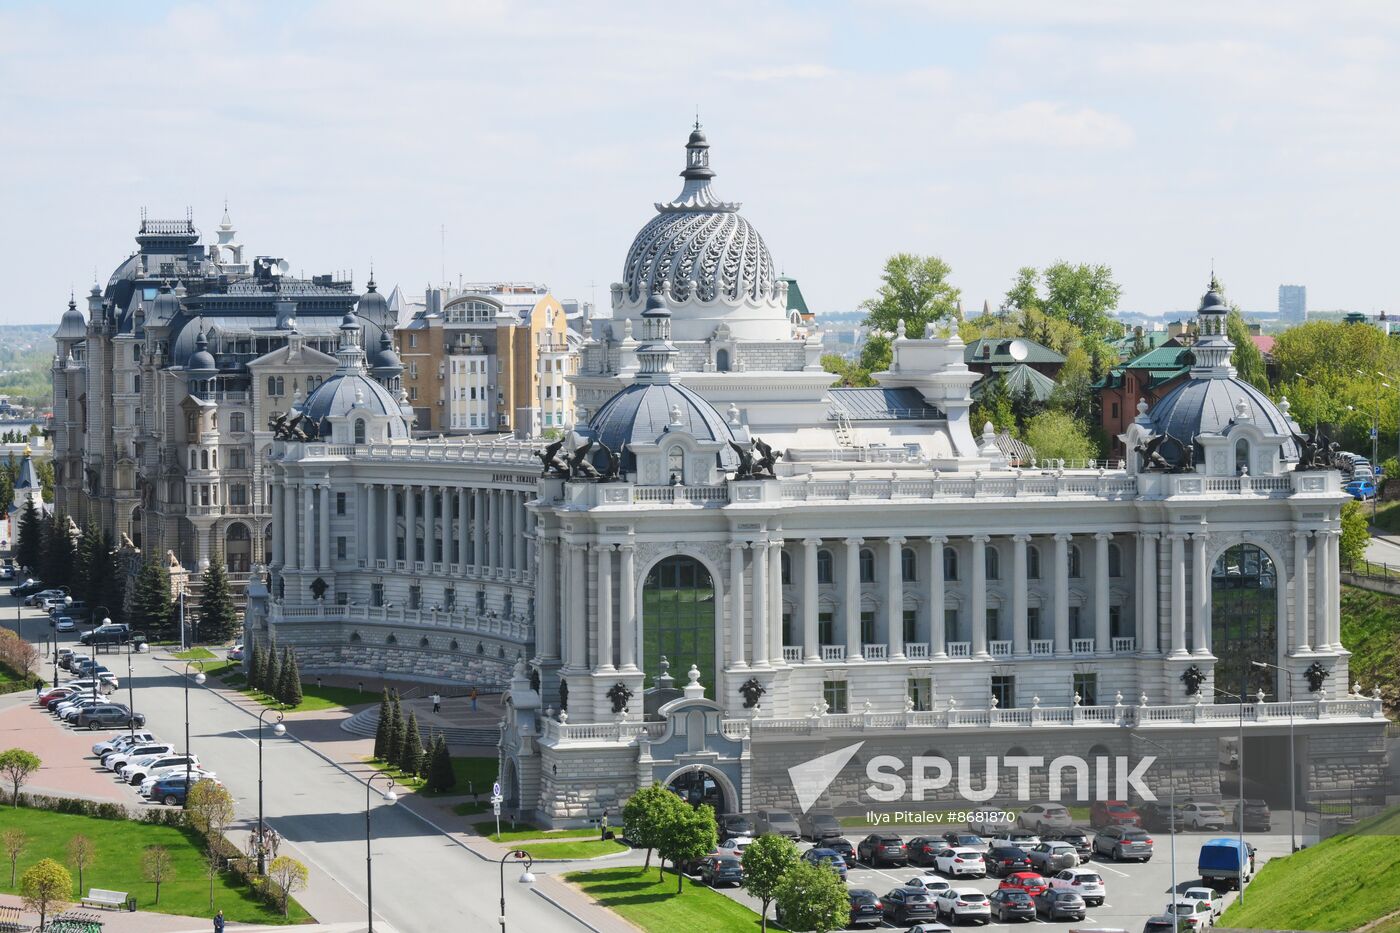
[1198, 837, 1252, 889]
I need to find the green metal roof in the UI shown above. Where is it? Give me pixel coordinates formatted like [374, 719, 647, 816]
[964, 337, 1065, 365]
[780, 276, 809, 315]
[973, 363, 1058, 402]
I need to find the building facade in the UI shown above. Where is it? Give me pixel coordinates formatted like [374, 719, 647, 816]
[1279, 284, 1307, 325]
[2, 447, 47, 554]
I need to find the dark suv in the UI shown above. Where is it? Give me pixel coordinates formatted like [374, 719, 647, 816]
[857, 834, 908, 866]
[1231, 799, 1272, 832]
[1093, 825, 1154, 861]
[76, 705, 145, 730]
[881, 886, 937, 925]
[80, 624, 131, 647]
[985, 844, 1033, 877]
[847, 889, 883, 929]
[716, 813, 754, 842]
[1043, 827, 1092, 862]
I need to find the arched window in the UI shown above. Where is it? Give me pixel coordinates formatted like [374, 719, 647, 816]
[901, 547, 917, 582]
[200, 450, 209, 470]
[1108, 543, 1122, 578]
[1212, 544, 1278, 699]
[644, 556, 715, 697]
[1027, 544, 1041, 580]
[715, 348, 730, 372]
[985, 546, 1000, 580]
[229, 412, 245, 433]
[1235, 438, 1250, 474]
[858, 548, 876, 583]
[186, 412, 199, 437]
[943, 546, 959, 581]
[816, 549, 834, 584]
[354, 419, 366, 444]
[1068, 545, 1082, 578]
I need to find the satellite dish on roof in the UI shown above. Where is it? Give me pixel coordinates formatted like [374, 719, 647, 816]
[1008, 339, 1029, 362]
[277, 259, 291, 276]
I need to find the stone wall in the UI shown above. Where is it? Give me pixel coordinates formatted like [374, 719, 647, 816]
[1306, 726, 1389, 798]
[537, 744, 638, 827]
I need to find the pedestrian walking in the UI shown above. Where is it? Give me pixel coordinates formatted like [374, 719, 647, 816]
[213, 909, 225, 932]
[469, 686, 479, 712]
[35, 678, 43, 698]
[431, 692, 441, 714]
[600, 808, 609, 841]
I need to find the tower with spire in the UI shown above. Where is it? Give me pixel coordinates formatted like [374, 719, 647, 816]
[2, 445, 48, 553]
[1189, 274, 1236, 377]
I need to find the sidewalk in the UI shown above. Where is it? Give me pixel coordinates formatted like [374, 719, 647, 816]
[0, 895, 400, 932]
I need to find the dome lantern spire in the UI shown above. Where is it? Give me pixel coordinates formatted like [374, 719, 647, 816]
[655, 124, 740, 213]
[1191, 273, 1236, 378]
[636, 287, 678, 384]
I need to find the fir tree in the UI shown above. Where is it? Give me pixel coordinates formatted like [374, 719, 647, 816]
[426, 735, 454, 791]
[264, 645, 282, 701]
[74, 522, 102, 605]
[130, 560, 174, 641]
[383, 692, 403, 771]
[398, 711, 423, 776]
[15, 499, 42, 574]
[372, 693, 392, 761]
[198, 555, 239, 643]
[41, 514, 75, 588]
[96, 531, 125, 626]
[280, 649, 303, 708]
[247, 643, 264, 690]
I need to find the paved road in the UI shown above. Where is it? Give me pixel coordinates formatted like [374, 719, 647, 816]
[5, 592, 596, 933]
[1364, 531, 1400, 566]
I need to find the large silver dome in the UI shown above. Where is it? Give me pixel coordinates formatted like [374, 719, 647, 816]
[621, 127, 777, 306]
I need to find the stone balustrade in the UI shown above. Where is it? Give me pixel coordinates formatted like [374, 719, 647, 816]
[269, 601, 533, 642]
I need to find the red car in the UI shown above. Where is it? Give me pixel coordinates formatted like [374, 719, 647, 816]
[37, 687, 76, 705]
[1090, 800, 1142, 829]
[999, 872, 1050, 897]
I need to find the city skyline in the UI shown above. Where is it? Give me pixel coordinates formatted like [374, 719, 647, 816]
[4, 1, 1400, 325]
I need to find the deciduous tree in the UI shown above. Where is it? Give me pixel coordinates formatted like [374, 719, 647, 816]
[1023, 410, 1099, 464]
[20, 858, 71, 929]
[657, 802, 717, 893]
[856, 253, 961, 376]
[622, 783, 686, 873]
[741, 833, 799, 931]
[141, 845, 173, 904]
[773, 858, 849, 933]
[2, 828, 25, 886]
[1341, 499, 1370, 565]
[0, 747, 41, 806]
[67, 834, 93, 896]
[266, 855, 309, 916]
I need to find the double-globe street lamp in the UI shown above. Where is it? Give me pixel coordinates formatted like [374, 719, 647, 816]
[256, 708, 286, 873]
[365, 772, 397, 932]
[88, 606, 111, 707]
[183, 660, 206, 803]
[498, 849, 536, 932]
[1251, 659, 1298, 852]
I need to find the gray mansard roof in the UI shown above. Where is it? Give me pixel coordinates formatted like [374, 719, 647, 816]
[588, 381, 740, 472]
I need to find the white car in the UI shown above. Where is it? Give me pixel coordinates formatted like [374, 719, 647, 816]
[991, 830, 1041, 849]
[1167, 898, 1215, 929]
[717, 835, 752, 857]
[934, 886, 991, 923]
[92, 731, 157, 758]
[903, 872, 952, 897]
[1050, 867, 1105, 906]
[1018, 803, 1073, 831]
[124, 754, 199, 786]
[1181, 802, 1227, 830]
[1182, 886, 1221, 917]
[55, 617, 77, 632]
[933, 847, 985, 877]
[140, 767, 217, 797]
[106, 743, 175, 772]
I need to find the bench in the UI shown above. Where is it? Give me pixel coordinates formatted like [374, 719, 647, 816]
[79, 888, 127, 910]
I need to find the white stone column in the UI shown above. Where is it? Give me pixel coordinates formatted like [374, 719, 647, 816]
[473, 489, 486, 570]
[1140, 533, 1158, 654]
[1328, 529, 1342, 649]
[1170, 533, 1188, 656]
[272, 483, 285, 567]
[515, 496, 528, 574]
[752, 539, 770, 668]
[802, 538, 820, 661]
[596, 544, 614, 670]
[768, 538, 783, 664]
[928, 535, 947, 657]
[844, 537, 863, 661]
[537, 536, 558, 659]
[1053, 533, 1071, 655]
[1292, 531, 1310, 653]
[317, 484, 329, 570]
[423, 482, 436, 565]
[568, 543, 587, 669]
[457, 488, 470, 572]
[490, 490, 502, 573]
[502, 490, 515, 573]
[886, 536, 906, 659]
[301, 485, 314, 576]
[404, 484, 417, 565]
[388, 485, 400, 564]
[1011, 534, 1029, 656]
[1192, 531, 1210, 656]
[1094, 532, 1112, 653]
[365, 484, 377, 566]
[1312, 530, 1330, 649]
[619, 544, 637, 670]
[971, 534, 989, 658]
[729, 542, 747, 669]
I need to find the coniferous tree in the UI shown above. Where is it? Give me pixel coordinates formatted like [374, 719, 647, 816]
[373, 693, 392, 761]
[280, 650, 303, 708]
[247, 643, 264, 690]
[426, 735, 454, 791]
[74, 522, 102, 605]
[198, 555, 239, 644]
[15, 499, 42, 574]
[41, 514, 76, 588]
[264, 645, 282, 701]
[91, 530, 124, 626]
[398, 711, 423, 776]
[130, 560, 174, 641]
[383, 692, 403, 770]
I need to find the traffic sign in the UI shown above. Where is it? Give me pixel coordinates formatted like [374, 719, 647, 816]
[493, 801, 502, 816]
[493, 781, 502, 797]
[1371, 427, 1379, 439]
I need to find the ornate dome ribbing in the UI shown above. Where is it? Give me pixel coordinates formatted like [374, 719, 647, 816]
[621, 126, 778, 306]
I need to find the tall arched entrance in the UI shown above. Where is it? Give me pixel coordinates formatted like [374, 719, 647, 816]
[665, 765, 732, 815]
[643, 555, 716, 697]
[1211, 544, 1277, 700]
[225, 522, 252, 573]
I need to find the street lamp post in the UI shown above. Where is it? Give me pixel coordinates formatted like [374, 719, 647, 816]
[89, 606, 110, 706]
[183, 660, 206, 803]
[1252, 660, 1297, 851]
[1215, 685, 1249, 903]
[498, 849, 536, 932]
[365, 773, 397, 933]
[1125, 729, 1177, 910]
[256, 708, 286, 873]
[124, 638, 136, 738]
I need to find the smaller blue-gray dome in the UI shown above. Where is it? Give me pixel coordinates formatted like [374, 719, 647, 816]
[54, 297, 86, 340]
[186, 328, 217, 374]
[1150, 377, 1297, 464]
[357, 279, 390, 323]
[369, 328, 403, 374]
[588, 381, 739, 473]
[300, 371, 409, 440]
[150, 281, 181, 322]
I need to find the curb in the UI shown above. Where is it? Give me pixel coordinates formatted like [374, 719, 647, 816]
[530, 887, 610, 933]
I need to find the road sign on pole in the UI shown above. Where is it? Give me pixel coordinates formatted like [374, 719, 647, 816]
[493, 781, 502, 798]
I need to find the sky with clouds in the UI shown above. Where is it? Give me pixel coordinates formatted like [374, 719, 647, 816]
[2, 0, 1397, 325]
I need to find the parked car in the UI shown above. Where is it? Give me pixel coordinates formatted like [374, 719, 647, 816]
[93, 731, 157, 758]
[998, 872, 1050, 898]
[1042, 828, 1092, 862]
[902, 872, 952, 898]
[80, 624, 131, 647]
[1091, 799, 1142, 828]
[933, 847, 985, 877]
[698, 855, 743, 888]
[1345, 477, 1378, 500]
[1034, 888, 1087, 921]
[75, 705, 144, 730]
[56, 697, 107, 721]
[1230, 799, 1271, 832]
[1139, 802, 1188, 833]
[140, 768, 218, 798]
[37, 686, 77, 706]
[755, 809, 801, 839]
[55, 617, 77, 633]
[1049, 867, 1105, 906]
[715, 835, 752, 858]
[846, 889, 884, 929]
[802, 847, 848, 881]
[1181, 886, 1221, 918]
[1143, 915, 1184, 933]
[985, 844, 1033, 878]
[883, 886, 940, 925]
[106, 743, 175, 772]
[1019, 803, 1073, 831]
[933, 886, 990, 925]
[9, 579, 45, 598]
[857, 833, 909, 866]
[1165, 898, 1214, 929]
[988, 888, 1036, 922]
[991, 829, 1041, 849]
[909, 924, 954, 933]
[1093, 825, 1154, 861]
[1197, 837, 1252, 890]
[799, 810, 843, 842]
[1026, 841, 1079, 873]
[1181, 802, 1228, 831]
[968, 815, 1014, 837]
[716, 812, 753, 841]
[144, 773, 221, 807]
[227, 643, 245, 660]
[907, 836, 945, 866]
[823, 837, 856, 861]
[124, 754, 199, 786]
[940, 832, 987, 852]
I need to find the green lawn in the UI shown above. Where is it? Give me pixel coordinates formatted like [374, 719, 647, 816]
[517, 838, 627, 859]
[233, 679, 379, 713]
[470, 822, 597, 843]
[452, 801, 492, 817]
[1341, 585, 1400, 711]
[1371, 498, 1400, 535]
[567, 866, 761, 931]
[0, 808, 310, 924]
[1220, 805, 1400, 931]
[173, 647, 216, 660]
[365, 755, 497, 797]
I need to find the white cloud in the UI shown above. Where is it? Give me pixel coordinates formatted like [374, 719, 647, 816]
[953, 101, 1135, 150]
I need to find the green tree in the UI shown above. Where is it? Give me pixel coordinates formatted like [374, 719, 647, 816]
[657, 802, 717, 893]
[972, 373, 1016, 436]
[34, 460, 54, 503]
[279, 649, 303, 707]
[773, 858, 850, 933]
[186, 779, 236, 906]
[372, 693, 392, 761]
[20, 858, 71, 929]
[0, 747, 41, 806]
[67, 834, 94, 897]
[1024, 410, 1099, 464]
[741, 833, 800, 932]
[397, 711, 423, 775]
[1226, 309, 1267, 390]
[855, 253, 960, 376]
[267, 855, 309, 917]
[130, 560, 174, 642]
[383, 691, 403, 768]
[248, 643, 265, 691]
[73, 522, 102, 606]
[198, 556, 239, 643]
[1341, 500, 1370, 565]
[264, 644, 282, 701]
[819, 353, 872, 388]
[15, 498, 41, 574]
[2, 828, 24, 886]
[425, 735, 455, 792]
[41, 514, 75, 589]
[141, 845, 173, 905]
[1382, 457, 1400, 497]
[622, 783, 686, 873]
[1049, 346, 1095, 422]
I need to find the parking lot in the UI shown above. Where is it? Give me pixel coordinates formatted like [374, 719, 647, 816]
[697, 823, 1294, 930]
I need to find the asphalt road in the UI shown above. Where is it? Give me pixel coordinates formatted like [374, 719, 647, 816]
[5, 591, 594, 933]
